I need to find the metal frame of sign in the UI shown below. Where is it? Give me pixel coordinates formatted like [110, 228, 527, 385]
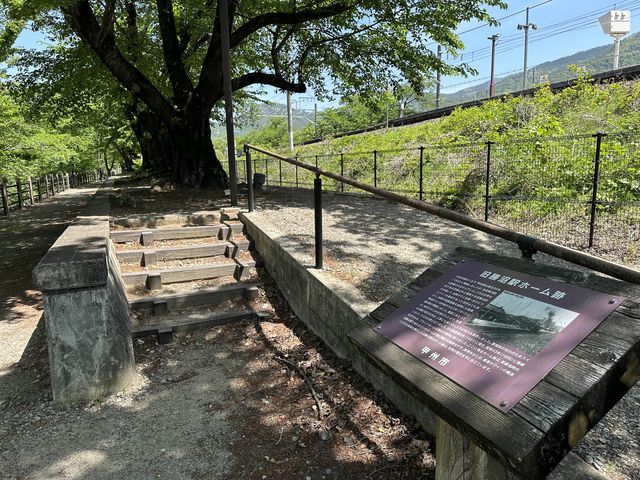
[375, 260, 622, 412]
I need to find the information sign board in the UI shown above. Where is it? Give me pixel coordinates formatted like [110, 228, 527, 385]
[375, 260, 622, 412]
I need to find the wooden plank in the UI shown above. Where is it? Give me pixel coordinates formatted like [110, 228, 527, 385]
[369, 302, 397, 323]
[161, 263, 237, 284]
[436, 417, 521, 480]
[349, 246, 640, 479]
[116, 250, 145, 263]
[132, 310, 269, 338]
[141, 231, 155, 247]
[226, 239, 250, 258]
[153, 225, 221, 240]
[129, 284, 260, 311]
[122, 271, 148, 286]
[110, 225, 222, 243]
[147, 273, 162, 291]
[155, 243, 229, 260]
[111, 231, 143, 243]
[348, 325, 544, 477]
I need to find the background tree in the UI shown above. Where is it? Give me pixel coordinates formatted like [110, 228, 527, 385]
[5, 0, 505, 187]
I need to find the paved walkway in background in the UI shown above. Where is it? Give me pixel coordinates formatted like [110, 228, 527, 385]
[254, 187, 640, 480]
[0, 184, 100, 371]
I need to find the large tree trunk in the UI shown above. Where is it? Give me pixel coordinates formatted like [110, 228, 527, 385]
[128, 104, 228, 188]
[169, 111, 227, 188]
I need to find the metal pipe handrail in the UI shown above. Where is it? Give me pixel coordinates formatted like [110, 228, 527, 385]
[245, 143, 640, 284]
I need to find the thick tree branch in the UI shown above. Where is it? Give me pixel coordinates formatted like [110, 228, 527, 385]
[98, 0, 117, 44]
[62, 0, 175, 123]
[231, 72, 306, 93]
[230, 3, 352, 49]
[156, 0, 194, 107]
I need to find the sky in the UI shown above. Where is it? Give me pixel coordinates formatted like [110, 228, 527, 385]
[13, 0, 640, 110]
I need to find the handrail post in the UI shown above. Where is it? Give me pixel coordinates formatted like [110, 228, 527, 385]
[0, 182, 8, 215]
[373, 150, 378, 188]
[244, 146, 254, 213]
[264, 157, 268, 186]
[484, 141, 493, 222]
[314, 172, 323, 269]
[16, 179, 23, 209]
[279, 159, 282, 186]
[295, 156, 299, 188]
[340, 153, 345, 192]
[419, 146, 424, 201]
[27, 177, 34, 205]
[589, 133, 605, 248]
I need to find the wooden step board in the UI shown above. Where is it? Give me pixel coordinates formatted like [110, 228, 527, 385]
[122, 259, 257, 289]
[110, 223, 244, 244]
[129, 284, 260, 313]
[132, 310, 270, 344]
[116, 239, 250, 264]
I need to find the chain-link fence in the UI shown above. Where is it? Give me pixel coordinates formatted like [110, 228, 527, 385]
[223, 134, 640, 266]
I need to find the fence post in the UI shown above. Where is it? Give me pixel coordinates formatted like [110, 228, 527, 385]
[373, 150, 378, 188]
[45, 175, 51, 197]
[16, 179, 24, 209]
[419, 146, 424, 201]
[484, 141, 493, 222]
[37, 177, 42, 201]
[340, 153, 345, 193]
[28, 177, 34, 205]
[0, 182, 8, 215]
[295, 156, 299, 188]
[314, 173, 323, 269]
[315, 155, 318, 169]
[244, 146, 254, 213]
[589, 133, 605, 248]
[264, 157, 268, 186]
[279, 159, 282, 186]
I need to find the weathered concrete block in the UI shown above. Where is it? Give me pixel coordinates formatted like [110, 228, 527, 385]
[241, 213, 438, 431]
[33, 182, 136, 406]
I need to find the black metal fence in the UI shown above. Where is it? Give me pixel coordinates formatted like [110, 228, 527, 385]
[0, 171, 101, 216]
[223, 133, 640, 266]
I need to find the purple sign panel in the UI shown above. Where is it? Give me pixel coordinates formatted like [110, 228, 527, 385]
[375, 260, 622, 412]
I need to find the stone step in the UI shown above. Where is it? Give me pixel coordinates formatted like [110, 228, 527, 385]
[129, 284, 260, 313]
[132, 309, 270, 344]
[115, 239, 250, 264]
[121, 259, 257, 289]
[110, 223, 244, 244]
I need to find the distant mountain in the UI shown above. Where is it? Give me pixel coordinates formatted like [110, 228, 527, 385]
[211, 102, 314, 138]
[441, 32, 640, 104]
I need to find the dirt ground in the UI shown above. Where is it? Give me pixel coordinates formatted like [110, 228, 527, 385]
[0, 181, 436, 479]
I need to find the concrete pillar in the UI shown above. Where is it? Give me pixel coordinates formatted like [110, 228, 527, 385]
[33, 185, 136, 405]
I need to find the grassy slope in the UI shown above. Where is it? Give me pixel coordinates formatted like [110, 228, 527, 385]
[291, 76, 640, 157]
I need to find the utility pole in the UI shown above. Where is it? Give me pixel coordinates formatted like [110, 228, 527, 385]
[613, 35, 622, 69]
[488, 34, 499, 97]
[435, 45, 442, 108]
[286, 92, 294, 152]
[518, 7, 538, 90]
[219, 0, 237, 206]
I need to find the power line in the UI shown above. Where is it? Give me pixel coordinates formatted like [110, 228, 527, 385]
[447, 0, 640, 65]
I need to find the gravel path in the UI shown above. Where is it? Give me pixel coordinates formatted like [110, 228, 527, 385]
[253, 187, 640, 480]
